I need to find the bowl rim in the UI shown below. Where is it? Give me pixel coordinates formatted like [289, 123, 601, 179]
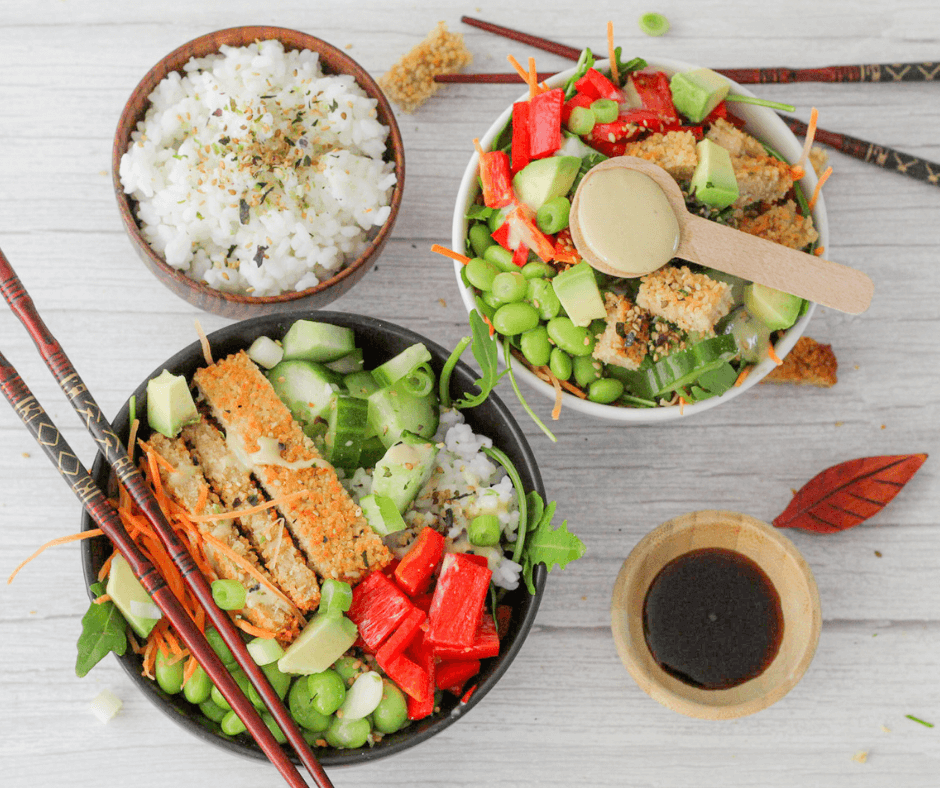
[451, 55, 826, 423]
[79, 310, 546, 767]
[112, 26, 405, 309]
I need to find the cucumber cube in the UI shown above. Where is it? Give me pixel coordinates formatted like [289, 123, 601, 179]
[282, 320, 356, 363]
[359, 494, 408, 536]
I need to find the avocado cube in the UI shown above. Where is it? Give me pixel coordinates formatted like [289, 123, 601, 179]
[512, 156, 581, 213]
[670, 68, 730, 123]
[551, 261, 607, 327]
[146, 369, 199, 438]
[691, 139, 739, 209]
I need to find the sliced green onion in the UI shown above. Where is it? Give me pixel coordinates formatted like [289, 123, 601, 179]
[211, 579, 246, 611]
[905, 715, 935, 728]
[724, 94, 796, 112]
[639, 12, 670, 37]
[481, 442, 529, 564]
[401, 363, 434, 398]
[338, 671, 384, 720]
[439, 336, 472, 409]
[89, 689, 123, 724]
[128, 395, 137, 426]
[372, 343, 432, 388]
[247, 636, 285, 666]
[319, 578, 353, 615]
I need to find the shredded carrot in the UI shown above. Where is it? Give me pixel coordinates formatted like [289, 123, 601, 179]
[767, 345, 784, 366]
[142, 441, 176, 473]
[98, 548, 117, 582]
[8, 528, 104, 584]
[483, 315, 496, 337]
[183, 655, 199, 685]
[194, 319, 213, 366]
[607, 22, 619, 85]
[93, 593, 113, 605]
[734, 367, 752, 387]
[814, 246, 826, 257]
[199, 531, 301, 617]
[808, 165, 833, 211]
[548, 370, 564, 420]
[797, 107, 819, 173]
[678, 396, 686, 415]
[527, 57, 538, 99]
[195, 483, 208, 515]
[127, 417, 140, 463]
[184, 488, 309, 523]
[126, 628, 142, 655]
[164, 629, 184, 657]
[234, 619, 279, 639]
[558, 378, 588, 399]
[507, 55, 530, 90]
[472, 137, 484, 155]
[431, 244, 470, 265]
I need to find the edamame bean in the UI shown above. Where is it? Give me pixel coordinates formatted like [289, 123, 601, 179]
[155, 650, 185, 695]
[481, 289, 505, 310]
[566, 105, 595, 135]
[205, 626, 236, 667]
[307, 669, 346, 715]
[588, 377, 625, 404]
[325, 716, 371, 749]
[247, 660, 291, 708]
[492, 302, 539, 336]
[487, 206, 509, 232]
[491, 271, 527, 303]
[210, 669, 252, 711]
[521, 261, 556, 279]
[372, 681, 408, 734]
[468, 514, 501, 547]
[198, 699, 228, 723]
[333, 656, 365, 687]
[220, 709, 247, 736]
[465, 257, 499, 291]
[549, 347, 573, 380]
[590, 98, 619, 123]
[468, 223, 495, 258]
[573, 355, 603, 388]
[536, 196, 571, 235]
[483, 243, 515, 273]
[519, 325, 552, 367]
[526, 278, 561, 320]
[262, 712, 288, 744]
[183, 664, 213, 704]
[547, 316, 596, 356]
[289, 677, 332, 732]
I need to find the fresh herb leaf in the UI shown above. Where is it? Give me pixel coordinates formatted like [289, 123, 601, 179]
[481, 445, 529, 564]
[439, 336, 472, 409]
[452, 311, 505, 409]
[614, 52, 647, 84]
[564, 47, 595, 99]
[521, 499, 585, 594]
[76, 582, 127, 678]
[466, 204, 496, 222]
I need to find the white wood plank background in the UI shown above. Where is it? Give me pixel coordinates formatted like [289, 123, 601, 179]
[1, 1, 937, 786]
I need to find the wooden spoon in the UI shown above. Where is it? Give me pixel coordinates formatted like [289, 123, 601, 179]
[568, 156, 873, 315]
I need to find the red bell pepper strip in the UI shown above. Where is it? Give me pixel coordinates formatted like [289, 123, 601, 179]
[511, 242, 529, 268]
[375, 606, 427, 670]
[703, 100, 728, 125]
[346, 571, 415, 651]
[393, 527, 445, 597]
[384, 653, 430, 703]
[460, 552, 490, 569]
[630, 71, 679, 121]
[507, 205, 555, 262]
[426, 553, 492, 650]
[432, 612, 500, 661]
[405, 631, 436, 720]
[528, 88, 564, 159]
[561, 92, 593, 126]
[436, 659, 482, 695]
[575, 68, 621, 101]
[511, 101, 531, 175]
[479, 150, 514, 209]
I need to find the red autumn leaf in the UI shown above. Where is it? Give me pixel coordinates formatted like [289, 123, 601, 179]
[773, 454, 928, 533]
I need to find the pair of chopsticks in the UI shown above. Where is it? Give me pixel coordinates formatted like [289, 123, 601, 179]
[0, 249, 333, 788]
[439, 16, 940, 188]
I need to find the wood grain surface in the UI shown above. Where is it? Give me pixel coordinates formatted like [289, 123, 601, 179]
[1, 2, 938, 787]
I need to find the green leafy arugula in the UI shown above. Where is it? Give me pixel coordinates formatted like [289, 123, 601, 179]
[76, 581, 127, 677]
[445, 310, 506, 410]
[520, 494, 586, 594]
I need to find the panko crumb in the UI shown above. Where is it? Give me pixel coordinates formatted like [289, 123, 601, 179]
[379, 22, 473, 113]
[636, 265, 733, 335]
[592, 292, 650, 371]
[761, 336, 838, 388]
[738, 199, 819, 251]
[852, 751, 869, 764]
[624, 130, 698, 183]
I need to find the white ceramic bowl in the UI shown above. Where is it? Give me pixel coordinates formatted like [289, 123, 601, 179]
[452, 56, 826, 423]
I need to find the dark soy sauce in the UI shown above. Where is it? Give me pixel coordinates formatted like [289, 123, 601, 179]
[642, 547, 784, 690]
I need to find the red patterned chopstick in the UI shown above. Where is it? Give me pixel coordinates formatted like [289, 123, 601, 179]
[456, 16, 940, 83]
[0, 250, 334, 788]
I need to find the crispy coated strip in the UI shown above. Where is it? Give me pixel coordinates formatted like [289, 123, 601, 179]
[147, 433, 303, 642]
[192, 351, 391, 584]
[184, 419, 321, 612]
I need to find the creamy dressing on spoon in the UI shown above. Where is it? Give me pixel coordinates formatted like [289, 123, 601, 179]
[575, 168, 680, 276]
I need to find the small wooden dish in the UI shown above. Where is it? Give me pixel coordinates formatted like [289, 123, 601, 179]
[610, 510, 821, 720]
[113, 26, 405, 319]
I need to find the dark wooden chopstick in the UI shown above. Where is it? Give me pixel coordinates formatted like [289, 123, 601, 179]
[447, 17, 940, 187]
[457, 16, 940, 83]
[0, 250, 333, 788]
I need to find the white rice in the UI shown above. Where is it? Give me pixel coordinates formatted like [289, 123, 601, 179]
[119, 39, 396, 296]
[344, 409, 524, 591]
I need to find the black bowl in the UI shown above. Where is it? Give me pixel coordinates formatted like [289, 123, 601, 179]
[80, 311, 546, 767]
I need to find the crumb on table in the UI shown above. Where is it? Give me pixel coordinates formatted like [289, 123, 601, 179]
[761, 336, 838, 387]
[379, 22, 473, 113]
